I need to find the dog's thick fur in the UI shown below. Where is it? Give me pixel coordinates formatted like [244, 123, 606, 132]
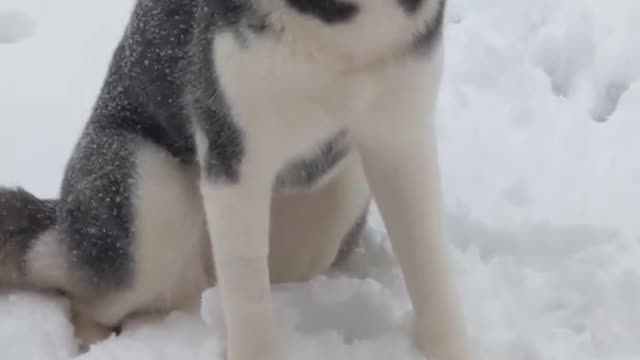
[0, 0, 470, 359]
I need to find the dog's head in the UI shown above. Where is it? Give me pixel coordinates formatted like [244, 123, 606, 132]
[252, 0, 445, 65]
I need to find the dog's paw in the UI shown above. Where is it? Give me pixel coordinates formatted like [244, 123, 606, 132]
[412, 318, 472, 360]
[224, 343, 283, 360]
[223, 332, 283, 360]
[73, 316, 115, 353]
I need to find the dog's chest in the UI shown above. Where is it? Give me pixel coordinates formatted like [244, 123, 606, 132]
[212, 32, 388, 189]
[213, 32, 379, 125]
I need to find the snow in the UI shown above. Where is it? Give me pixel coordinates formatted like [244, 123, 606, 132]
[0, 0, 638, 359]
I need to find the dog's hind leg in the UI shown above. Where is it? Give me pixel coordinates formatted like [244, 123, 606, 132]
[58, 140, 209, 350]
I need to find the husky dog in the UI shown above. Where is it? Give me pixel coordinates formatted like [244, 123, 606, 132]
[0, 0, 470, 359]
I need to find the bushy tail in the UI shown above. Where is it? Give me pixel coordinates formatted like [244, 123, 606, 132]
[0, 187, 57, 287]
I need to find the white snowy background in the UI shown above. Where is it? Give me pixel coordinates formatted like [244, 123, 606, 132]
[1, 0, 639, 359]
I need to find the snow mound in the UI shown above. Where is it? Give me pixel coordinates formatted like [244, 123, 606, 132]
[0, 11, 35, 44]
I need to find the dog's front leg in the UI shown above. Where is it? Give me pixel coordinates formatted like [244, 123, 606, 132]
[353, 58, 470, 360]
[199, 159, 280, 360]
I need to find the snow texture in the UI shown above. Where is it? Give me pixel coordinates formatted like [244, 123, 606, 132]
[1, 0, 639, 359]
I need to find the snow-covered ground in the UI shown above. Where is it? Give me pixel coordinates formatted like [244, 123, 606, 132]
[1, 0, 639, 359]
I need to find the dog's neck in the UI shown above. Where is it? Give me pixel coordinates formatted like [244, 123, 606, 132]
[238, 0, 445, 70]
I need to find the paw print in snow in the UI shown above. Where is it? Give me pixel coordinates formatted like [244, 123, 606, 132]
[591, 81, 629, 123]
[0, 10, 35, 45]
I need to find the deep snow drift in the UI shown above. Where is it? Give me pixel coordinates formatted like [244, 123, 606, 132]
[1, 0, 639, 359]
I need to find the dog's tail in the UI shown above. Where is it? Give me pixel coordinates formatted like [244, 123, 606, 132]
[0, 187, 60, 288]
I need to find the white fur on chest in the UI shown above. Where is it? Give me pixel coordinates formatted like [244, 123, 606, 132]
[212, 39, 397, 182]
[211, 0, 442, 170]
[214, 33, 372, 163]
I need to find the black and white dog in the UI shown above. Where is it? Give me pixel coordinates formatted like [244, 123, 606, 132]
[0, 0, 470, 359]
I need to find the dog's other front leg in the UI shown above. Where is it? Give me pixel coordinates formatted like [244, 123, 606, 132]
[198, 151, 280, 360]
[353, 57, 470, 360]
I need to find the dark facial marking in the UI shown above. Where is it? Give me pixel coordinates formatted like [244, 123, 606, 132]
[246, 12, 270, 34]
[398, 0, 425, 14]
[286, 0, 359, 24]
[412, 0, 446, 55]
